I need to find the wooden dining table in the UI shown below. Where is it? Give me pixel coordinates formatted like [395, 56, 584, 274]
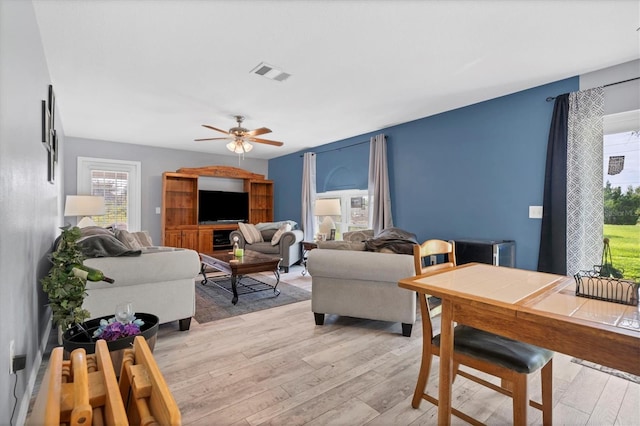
[398, 263, 640, 426]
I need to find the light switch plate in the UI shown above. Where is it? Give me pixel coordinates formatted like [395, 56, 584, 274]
[529, 206, 543, 219]
[155, 207, 161, 214]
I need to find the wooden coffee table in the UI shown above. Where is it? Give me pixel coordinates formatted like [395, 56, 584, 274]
[199, 250, 282, 305]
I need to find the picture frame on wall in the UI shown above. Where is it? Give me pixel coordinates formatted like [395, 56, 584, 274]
[48, 84, 55, 128]
[41, 100, 50, 148]
[47, 147, 54, 184]
[43, 84, 56, 184]
[47, 130, 55, 184]
[52, 130, 58, 164]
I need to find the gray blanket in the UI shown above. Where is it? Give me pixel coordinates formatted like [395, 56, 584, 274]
[77, 234, 141, 258]
[364, 227, 418, 255]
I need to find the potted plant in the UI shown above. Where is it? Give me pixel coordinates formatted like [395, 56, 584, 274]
[41, 225, 91, 333]
[42, 225, 158, 372]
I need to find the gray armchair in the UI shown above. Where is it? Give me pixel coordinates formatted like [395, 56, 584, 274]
[229, 226, 304, 272]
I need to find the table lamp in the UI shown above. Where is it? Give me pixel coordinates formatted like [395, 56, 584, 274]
[315, 198, 341, 240]
[64, 195, 106, 228]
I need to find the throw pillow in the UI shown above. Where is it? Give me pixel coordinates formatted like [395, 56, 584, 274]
[132, 231, 153, 247]
[270, 224, 292, 246]
[115, 229, 143, 250]
[238, 222, 263, 244]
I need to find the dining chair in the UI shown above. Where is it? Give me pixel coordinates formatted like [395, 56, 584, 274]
[413, 239, 458, 316]
[412, 239, 554, 426]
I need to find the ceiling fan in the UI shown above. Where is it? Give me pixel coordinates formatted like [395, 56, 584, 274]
[195, 115, 283, 154]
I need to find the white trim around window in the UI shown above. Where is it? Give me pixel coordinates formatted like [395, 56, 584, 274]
[76, 157, 142, 231]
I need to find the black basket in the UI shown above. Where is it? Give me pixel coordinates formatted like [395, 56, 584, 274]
[574, 270, 639, 306]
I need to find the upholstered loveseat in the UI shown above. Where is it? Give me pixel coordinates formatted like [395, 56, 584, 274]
[76, 227, 201, 331]
[307, 228, 418, 336]
[229, 221, 304, 272]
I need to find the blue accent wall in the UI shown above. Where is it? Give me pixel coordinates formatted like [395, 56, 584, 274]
[269, 77, 579, 270]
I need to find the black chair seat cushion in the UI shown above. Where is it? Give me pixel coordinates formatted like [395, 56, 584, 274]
[433, 325, 553, 374]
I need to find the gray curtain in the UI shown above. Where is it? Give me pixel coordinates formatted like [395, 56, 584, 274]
[301, 152, 317, 241]
[368, 134, 393, 234]
[566, 88, 604, 275]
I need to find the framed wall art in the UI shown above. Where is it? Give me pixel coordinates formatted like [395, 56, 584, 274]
[41, 100, 50, 148]
[43, 84, 57, 184]
[48, 84, 55, 129]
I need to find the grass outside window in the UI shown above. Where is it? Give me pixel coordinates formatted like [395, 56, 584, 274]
[604, 224, 639, 281]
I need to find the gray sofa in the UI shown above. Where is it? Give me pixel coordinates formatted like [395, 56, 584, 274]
[76, 227, 201, 331]
[307, 248, 416, 336]
[229, 222, 304, 272]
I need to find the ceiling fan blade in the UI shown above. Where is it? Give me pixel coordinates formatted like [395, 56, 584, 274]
[246, 127, 272, 137]
[247, 137, 284, 147]
[194, 137, 231, 141]
[202, 124, 230, 134]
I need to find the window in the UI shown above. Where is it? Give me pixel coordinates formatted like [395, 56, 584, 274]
[316, 189, 370, 239]
[602, 111, 639, 280]
[77, 157, 141, 231]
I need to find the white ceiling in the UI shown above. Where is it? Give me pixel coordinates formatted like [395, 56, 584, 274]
[32, 0, 640, 160]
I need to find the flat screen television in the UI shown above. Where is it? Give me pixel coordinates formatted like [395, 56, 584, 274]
[198, 190, 249, 223]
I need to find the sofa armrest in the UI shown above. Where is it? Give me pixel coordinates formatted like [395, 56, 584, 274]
[229, 230, 246, 247]
[278, 229, 304, 249]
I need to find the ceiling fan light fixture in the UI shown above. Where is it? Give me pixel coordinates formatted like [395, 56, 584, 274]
[226, 140, 253, 154]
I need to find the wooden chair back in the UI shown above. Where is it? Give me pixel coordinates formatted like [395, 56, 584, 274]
[413, 239, 456, 276]
[413, 239, 457, 330]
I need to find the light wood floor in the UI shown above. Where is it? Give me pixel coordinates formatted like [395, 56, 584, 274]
[151, 266, 639, 426]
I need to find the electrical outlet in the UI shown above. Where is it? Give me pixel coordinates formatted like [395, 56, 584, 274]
[9, 340, 15, 374]
[529, 205, 543, 219]
[13, 355, 26, 372]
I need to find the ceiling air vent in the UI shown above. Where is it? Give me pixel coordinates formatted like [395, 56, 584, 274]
[250, 62, 291, 82]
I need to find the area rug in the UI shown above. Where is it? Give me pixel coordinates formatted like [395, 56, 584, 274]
[194, 272, 311, 324]
[571, 358, 640, 384]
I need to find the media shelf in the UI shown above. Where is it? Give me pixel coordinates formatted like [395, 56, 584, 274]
[161, 167, 274, 252]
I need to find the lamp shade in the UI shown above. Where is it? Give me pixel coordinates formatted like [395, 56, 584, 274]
[64, 195, 106, 216]
[315, 198, 341, 216]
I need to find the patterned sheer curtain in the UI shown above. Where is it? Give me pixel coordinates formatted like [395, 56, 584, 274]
[566, 88, 604, 275]
[301, 152, 317, 241]
[538, 88, 604, 275]
[368, 134, 393, 234]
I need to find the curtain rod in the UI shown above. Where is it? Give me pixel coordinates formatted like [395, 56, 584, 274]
[545, 76, 640, 102]
[299, 138, 379, 157]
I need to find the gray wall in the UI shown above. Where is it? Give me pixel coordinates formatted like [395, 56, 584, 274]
[0, 1, 63, 423]
[64, 138, 269, 245]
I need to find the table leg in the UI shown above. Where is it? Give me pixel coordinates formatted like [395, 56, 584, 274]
[200, 263, 209, 284]
[231, 274, 239, 305]
[272, 267, 281, 296]
[438, 299, 454, 426]
[301, 249, 308, 276]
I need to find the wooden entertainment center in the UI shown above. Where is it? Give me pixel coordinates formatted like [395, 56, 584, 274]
[161, 165, 273, 252]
